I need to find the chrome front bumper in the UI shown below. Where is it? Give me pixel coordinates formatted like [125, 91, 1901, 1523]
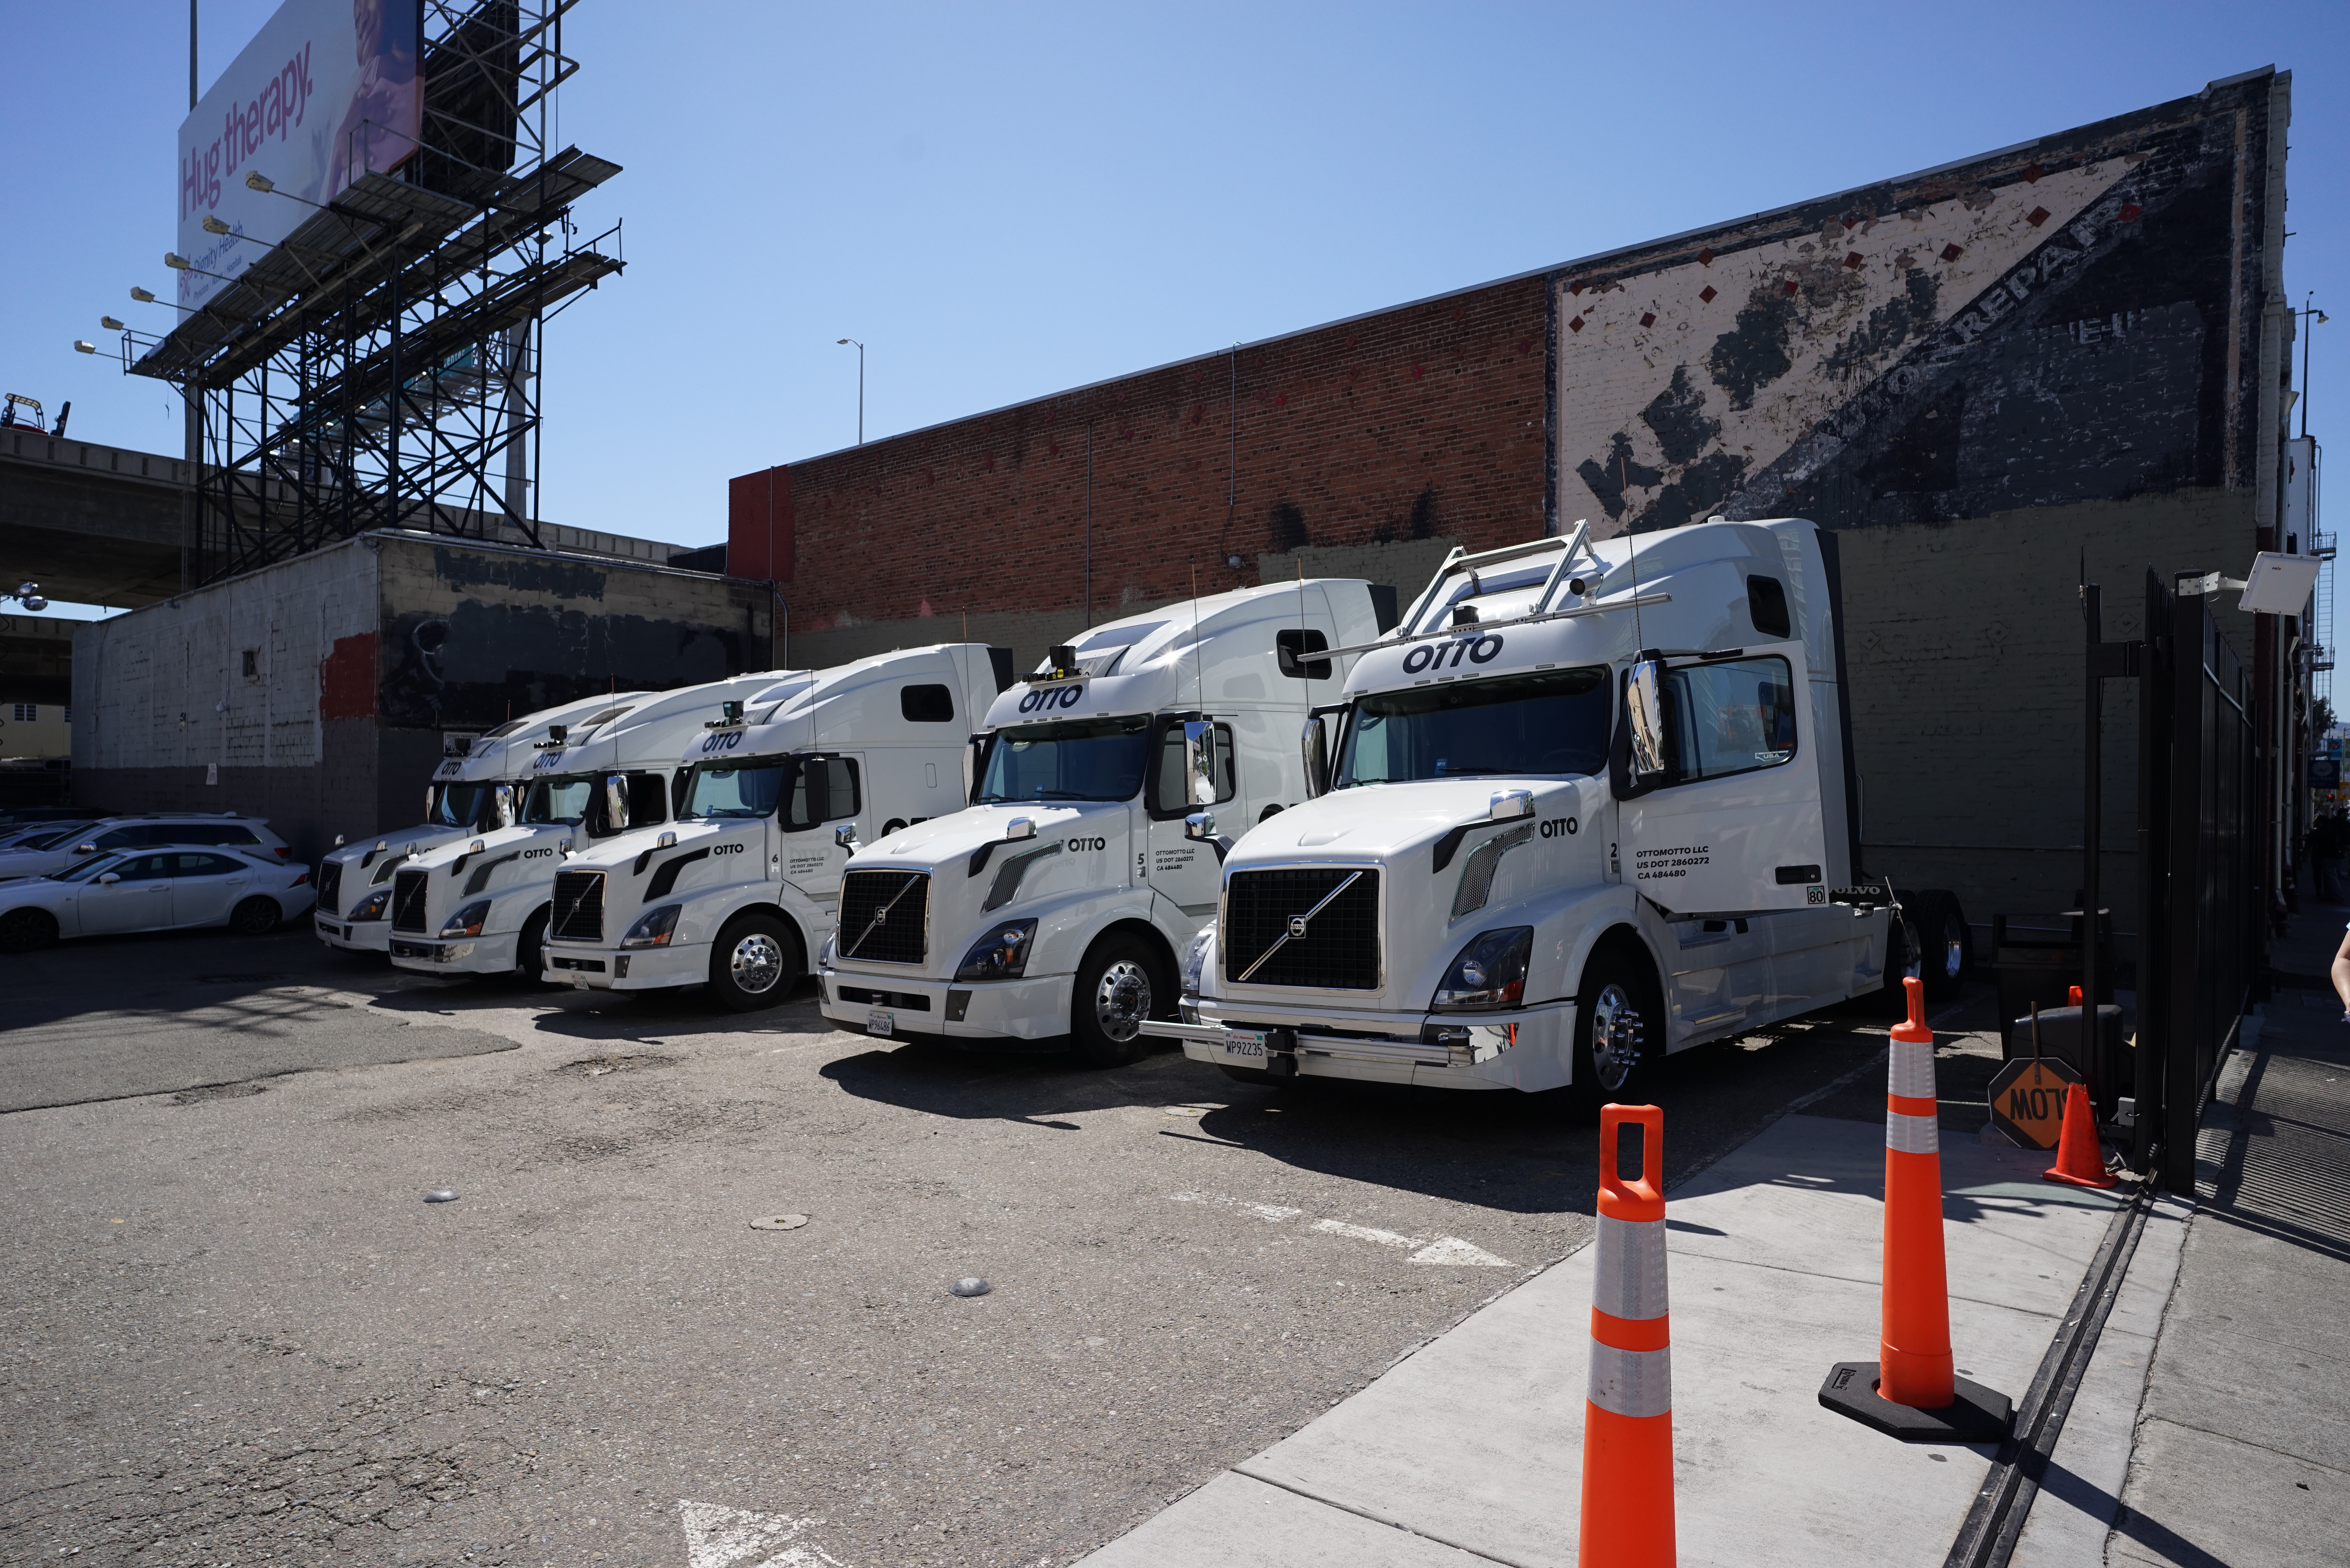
[1141, 1016, 1487, 1069]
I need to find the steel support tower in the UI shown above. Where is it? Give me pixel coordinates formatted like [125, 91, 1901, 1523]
[121, 0, 622, 589]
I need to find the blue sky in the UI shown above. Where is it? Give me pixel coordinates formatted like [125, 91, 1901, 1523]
[5, 2, 2346, 643]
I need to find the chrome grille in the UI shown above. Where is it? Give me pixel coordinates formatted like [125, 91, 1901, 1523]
[551, 871, 605, 943]
[1223, 867, 1381, 990]
[316, 860, 342, 914]
[390, 869, 430, 934]
[838, 870, 929, 965]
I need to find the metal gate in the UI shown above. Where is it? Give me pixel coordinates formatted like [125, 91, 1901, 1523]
[2125, 570, 2259, 1190]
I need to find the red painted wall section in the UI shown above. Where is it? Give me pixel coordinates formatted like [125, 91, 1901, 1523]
[727, 466, 795, 582]
[318, 631, 379, 720]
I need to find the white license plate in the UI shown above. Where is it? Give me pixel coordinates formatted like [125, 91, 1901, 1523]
[1220, 1029, 1267, 1060]
[868, 1009, 894, 1038]
[571, 975, 588, 990]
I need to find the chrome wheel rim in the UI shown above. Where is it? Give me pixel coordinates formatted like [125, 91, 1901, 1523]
[1094, 959, 1152, 1043]
[1589, 981, 1644, 1091]
[730, 931, 784, 995]
[1900, 917, 1926, 984]
[1940, 920, 1966, 984]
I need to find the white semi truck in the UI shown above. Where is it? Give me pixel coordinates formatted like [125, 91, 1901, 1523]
[384, 669, 804, 980]
[1140, 519, 1968, 1104]
[313, 690, 654, 954]
[539, 644, 1011, 1010]
[815, 579, 1386, 1064]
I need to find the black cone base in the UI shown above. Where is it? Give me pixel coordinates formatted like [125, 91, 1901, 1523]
[1818, 1361, 2013, 1443]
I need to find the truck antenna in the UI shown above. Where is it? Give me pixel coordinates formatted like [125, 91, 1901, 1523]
[1191, 562, 1205, 712]
[1297, 558, 1309, 686]
[1620, 452, 1649, 652]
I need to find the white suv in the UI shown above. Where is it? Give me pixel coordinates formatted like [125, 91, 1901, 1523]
[0, 814, 291, 882]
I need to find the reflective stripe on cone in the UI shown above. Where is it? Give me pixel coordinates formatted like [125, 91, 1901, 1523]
[1579, 1104, 1675, 1568]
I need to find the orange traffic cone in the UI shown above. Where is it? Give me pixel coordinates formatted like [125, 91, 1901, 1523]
[1579, 1104, 1674, 1567]
[2042, 1080, 2117, 1189]
[1818, 976, 2011, 1441]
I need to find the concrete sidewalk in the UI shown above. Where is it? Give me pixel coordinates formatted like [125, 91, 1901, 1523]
[1080, 1095, 2161, 1567]
[2102, 911, 2350, 1566]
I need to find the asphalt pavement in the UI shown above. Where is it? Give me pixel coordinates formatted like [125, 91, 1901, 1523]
[2, 925, 1929, 1568]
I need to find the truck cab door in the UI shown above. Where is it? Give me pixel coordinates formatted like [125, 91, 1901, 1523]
[781, 753, 865, 898]
[1141, 717, 1232, 924]
[1614, 650, 1830, 916]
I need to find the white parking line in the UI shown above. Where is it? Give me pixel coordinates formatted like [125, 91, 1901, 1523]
[1171, 1193, 1512, 1267]
[679, 1499, 846, 1568]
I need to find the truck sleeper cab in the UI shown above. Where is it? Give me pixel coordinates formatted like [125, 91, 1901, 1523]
[385, 672, 798, 980]
[817, 579, 1388, 1064]
[312, 693, 649, 954]
[541, 644, 1012, 1010]
[1142, 519, 1967, 1105]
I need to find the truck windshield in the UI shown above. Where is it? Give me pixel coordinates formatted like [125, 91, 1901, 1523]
[685, 762, 788, 819]
[427, 782, 495, 828]
[1336, 666, 1612, 786]
[523, 775, 596, 825]
[976, 715, 1153, 803]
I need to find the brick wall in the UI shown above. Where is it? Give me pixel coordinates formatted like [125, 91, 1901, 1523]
[752, 275, 1552, 668]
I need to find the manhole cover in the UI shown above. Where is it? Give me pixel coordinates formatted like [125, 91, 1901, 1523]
[749, 1214, 809, 1231]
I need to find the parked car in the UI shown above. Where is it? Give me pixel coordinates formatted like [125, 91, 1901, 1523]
[0, 846, 315, 953]
[0, 820, 97, 852]
[0, 814, 289, 882]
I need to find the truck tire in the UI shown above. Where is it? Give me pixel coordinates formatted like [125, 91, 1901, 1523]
[1570, 940, 1662, 1114]
[514, 906, 550, 983]
[0, 908, 58, 954]
[1070, 934, 1164, 1067]
[1891, 890, 1972, 1003]
[229, 896, 281, 936]
[709, 912, 799, 1012]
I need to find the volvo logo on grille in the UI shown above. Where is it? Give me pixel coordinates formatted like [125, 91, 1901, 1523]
[1287, 915, 1309, 938]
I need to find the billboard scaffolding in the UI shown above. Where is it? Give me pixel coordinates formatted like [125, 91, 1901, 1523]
[122, 0, 622, 588]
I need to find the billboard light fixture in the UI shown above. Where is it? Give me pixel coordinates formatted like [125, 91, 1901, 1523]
[100, 316, 124, 331]
[164, 253, 190, 270]
[245, 172, 274, 194]
[130, 286, 156, 303]
[73, 340, 96, 354]
[201, 215, 232, 237]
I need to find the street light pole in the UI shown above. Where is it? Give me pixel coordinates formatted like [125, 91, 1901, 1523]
[2298, 295, 2328, 441]
[836, 338, 864, 444]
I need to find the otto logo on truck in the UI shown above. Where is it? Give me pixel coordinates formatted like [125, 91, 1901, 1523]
[1065, 836, 1107, 852]
[1540, 816, 1579, 838]
[522, 846, 556, 859]
[1401, 635, 1504, 674]
[698, 730, 745, 754]
[1016, 685, 1085, 714]
[712, 842, 746, 856]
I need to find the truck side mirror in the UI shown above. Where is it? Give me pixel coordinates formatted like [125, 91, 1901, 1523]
[1183, 720, 1221, 807]
[1300, 713, 1330, 798]
[834, 823, 859, 850]
[492, 785, 518, 829]
[1185, 811, 1234, 865]
[1625, 660, 1670, 780]
[603, 773, 632, 833]
[800, 756, 832, 825]
[964, 734, 988, 803]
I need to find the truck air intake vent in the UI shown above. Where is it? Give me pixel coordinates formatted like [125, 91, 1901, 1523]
[390, 869, 430, 934]
[839, 870, 929, 965]
[316, 860, 342, 914]
[551, 870, 605, 943]
[1224, 867, 1381, 990]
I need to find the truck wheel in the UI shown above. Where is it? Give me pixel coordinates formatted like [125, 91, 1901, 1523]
[1570, 941, 1661, 1114]
[1070, 934, 1164, 1067]
[514, 907, 550, 983]
[0, 908, 58, 954]
[1894, 890, 1971, 1002]
[709, 913, 800, 1012]
[229, 896, 281, 936]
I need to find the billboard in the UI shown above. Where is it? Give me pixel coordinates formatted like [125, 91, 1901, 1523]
[176, 0, 422, 311]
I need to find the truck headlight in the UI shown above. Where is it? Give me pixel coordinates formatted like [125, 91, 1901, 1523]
[441, 900, 493, 939]
[955, 919, 1037, 982]
[621, 903, 682, 949]
[1180, 923, 1215, 997]
[818, 931, 837, 969]
[348, 889, 390, 923]
[1431, 926, 1533, 1011]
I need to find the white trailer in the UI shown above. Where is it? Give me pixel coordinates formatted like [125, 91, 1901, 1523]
[312, 690, 656, 954]
[539, 644, 1010, 1009]
[1141, 520, 1967, 1103]
[816, 580, 1385, 1064]
[384, 669, 802, 980]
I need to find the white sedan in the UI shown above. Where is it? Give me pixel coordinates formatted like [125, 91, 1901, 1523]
[0, 846, 317, 953]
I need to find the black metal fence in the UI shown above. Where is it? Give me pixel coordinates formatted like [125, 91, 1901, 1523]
[2129, 569, 2259, 1190]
